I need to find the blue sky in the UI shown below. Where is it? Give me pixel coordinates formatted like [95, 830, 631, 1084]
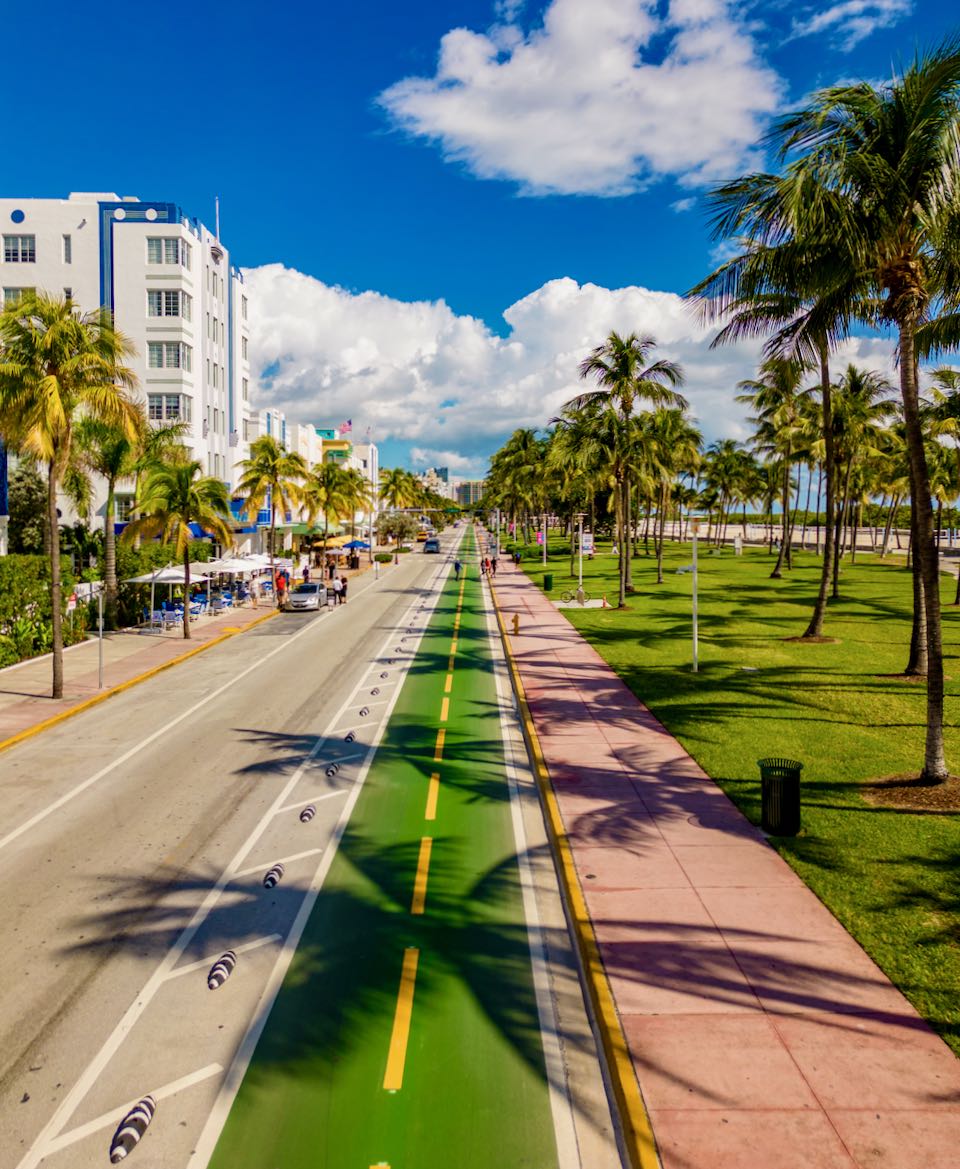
[5, 0, 954, 474]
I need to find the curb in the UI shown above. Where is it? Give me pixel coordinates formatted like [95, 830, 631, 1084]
[488, 579, 661, 1169]
[0, 609, 280, 758]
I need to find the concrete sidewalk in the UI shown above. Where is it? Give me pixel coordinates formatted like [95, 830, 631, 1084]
[492, 567, 960, 1169]
[0, 601, 279, 746]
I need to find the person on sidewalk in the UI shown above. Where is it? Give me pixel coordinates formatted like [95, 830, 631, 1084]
[490, 556, 497, 576]
[303, 564, 310, 584]
[454, 559, 462, 580]
[332, 575, 343, 605]
[340, 574, 349, 603]
[249, 577, 260, 608]
[276, 574, 287, 609]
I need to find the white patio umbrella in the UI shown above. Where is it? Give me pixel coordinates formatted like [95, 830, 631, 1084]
[125, 565, 209, 618]
[207, 556, 257, 574]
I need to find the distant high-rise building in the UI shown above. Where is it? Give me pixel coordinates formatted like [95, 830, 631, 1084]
[456, 480, 486, 507]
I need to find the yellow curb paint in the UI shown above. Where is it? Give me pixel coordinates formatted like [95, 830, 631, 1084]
[444, 673, 453, 693]
[489, 580, 661, 1169]
[0, 610, 280, 758]
[439, 696, 449, 723]
[433, 728, 445, 761]
[383, 947, 420, 1090]
[410, 836, 432, 915]
[425, 772, 440, 821]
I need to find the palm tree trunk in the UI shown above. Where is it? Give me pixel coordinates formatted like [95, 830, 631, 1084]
[881, 495, 899, 558]
[269, 504, 277, 606]
[656, 484, 666, 584]
[104, 479, 118, 630]
[616, 477, 627, 608]
[803, 348, 836, 638]
[905, 509, 926, 675]
[48, 461, 64, 698]
[624, 475, 634, 589]
[800, 466, 812, 550]
[814, 464, 823, 552]
[899, 324, 947, 781]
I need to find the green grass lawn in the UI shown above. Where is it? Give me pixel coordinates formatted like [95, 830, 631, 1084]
[515, 536, 960, 1056]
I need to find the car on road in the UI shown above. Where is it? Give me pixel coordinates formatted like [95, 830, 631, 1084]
[423, 537, 441, 553]
[284, 582, 328, 611]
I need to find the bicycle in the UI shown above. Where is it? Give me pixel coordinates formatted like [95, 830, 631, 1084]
[559, 588, 591, 604]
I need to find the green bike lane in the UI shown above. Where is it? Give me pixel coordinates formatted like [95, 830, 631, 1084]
[207, 536, 562, 1169]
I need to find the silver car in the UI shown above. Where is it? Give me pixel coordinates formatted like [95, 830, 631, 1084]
[284, 582, 327, 611]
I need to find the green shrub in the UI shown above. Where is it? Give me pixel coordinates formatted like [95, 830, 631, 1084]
[374, 552, 393, 563]
[0, 554, 85, 665]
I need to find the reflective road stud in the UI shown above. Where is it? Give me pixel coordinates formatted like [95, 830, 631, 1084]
[345, 731, 356, 743]
[300, 804, 317, 823]
[263, 863, 285, 889]
[326, 762, 340, 777]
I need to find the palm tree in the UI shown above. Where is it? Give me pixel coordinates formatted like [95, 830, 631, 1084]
[772, 42, 960, 781]
[122, 461, 233, 639]
[641, 408, 702, 583]
[379, 467, 419, 511]
[303, 461, 350, 560]
[0, 293, 138, 697]
[74, 411, 188, 629]
[566, 333, 685, 604]
[737, 358, 806, 577]
[236, 435, 307, 593]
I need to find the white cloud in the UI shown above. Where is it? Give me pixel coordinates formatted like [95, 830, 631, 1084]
[671, 196, 697, 212]
[377, 0, 783, 196]
[409, 447, 488, 475]
[244, 263, 901, 468]
[790, 0, 912, 51]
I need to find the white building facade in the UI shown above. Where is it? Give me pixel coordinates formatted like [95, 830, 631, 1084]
[0, 192, 254, 526]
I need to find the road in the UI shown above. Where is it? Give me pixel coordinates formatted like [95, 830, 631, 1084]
[0, 528, 621, 1169]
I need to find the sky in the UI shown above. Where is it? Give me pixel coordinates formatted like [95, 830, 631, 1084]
[3, 0, 955, 475]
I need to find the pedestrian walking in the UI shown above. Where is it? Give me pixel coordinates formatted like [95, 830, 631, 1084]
[332, 576, 343, 605]
[490, 556, 497, 576]
[340, 574, 349, 603]
[454, 559, 462, 580]
[514, 550, 522, 568]
[249, 577, 260, 608]
[303, 564, 310, 584]
[276, 574, 287, 609]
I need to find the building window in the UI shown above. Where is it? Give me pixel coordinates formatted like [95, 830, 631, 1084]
[115, 495, 135, 522]
[3, 287, 34, 305]
[147, 341, 191, 369]
[3, 235, 36, 262]
[147, 393, 191, 422]
[63, 287, 72, 301]
[63, 235, 72, 264]
[147, 237, 190, 266]
[182, 291, 192, 321]
[148, 289, 184, 317]
[241, 296, 248, 320]
[241, 336, 248, 360]
[242, 418, 250, 441]
[242, 377, 248, 401]
[212, 364, 218, 388]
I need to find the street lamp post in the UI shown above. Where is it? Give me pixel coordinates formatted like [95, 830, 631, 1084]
[542, 511, 547, 565]
[97, 583, 104, 689]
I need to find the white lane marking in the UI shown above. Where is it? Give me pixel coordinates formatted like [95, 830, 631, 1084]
[165, 935, 283, 981]
[0, 615, 326, 856]
[232, 848, 324, 881]
[185, 554, 459, 1168]
[319, 750, 364, 766]
[16, 555, 457, 1169]
[275, 791, 348, 814]
[44, 1063, 223, 1155]
[482, 585, 581, 1169]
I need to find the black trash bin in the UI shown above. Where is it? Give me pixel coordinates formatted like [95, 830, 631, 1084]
[543, 572, 554, 591]
[757, 757, 803, 835]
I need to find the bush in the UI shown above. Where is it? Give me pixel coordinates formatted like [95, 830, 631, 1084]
[0, 555, 84, 667]
[116, 540, 214, 627]
[396, 545, 412, 554]
[374, 552, 393, 563]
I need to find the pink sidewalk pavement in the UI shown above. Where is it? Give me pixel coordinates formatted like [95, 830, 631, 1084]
[492, 567, 960, 1169]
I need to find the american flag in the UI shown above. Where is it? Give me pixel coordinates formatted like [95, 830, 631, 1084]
[340, 419, 353, 434]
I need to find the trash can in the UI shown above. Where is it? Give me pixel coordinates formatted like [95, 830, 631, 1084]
[543, 572, 554, 591]
[757, 757, 803, 835]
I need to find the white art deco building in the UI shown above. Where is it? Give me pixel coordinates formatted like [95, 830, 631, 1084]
[0, 191, 255, 527]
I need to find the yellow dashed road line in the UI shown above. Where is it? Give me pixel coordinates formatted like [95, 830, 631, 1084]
[425, 772, 440, 821]
[410, 836, 433, 915]
[383, 948, 420, 1091]
[433, 728, 445, 761]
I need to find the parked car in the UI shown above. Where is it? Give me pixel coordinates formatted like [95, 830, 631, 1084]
[285, 582, 328, 611]
[423, 537, 441, 553]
